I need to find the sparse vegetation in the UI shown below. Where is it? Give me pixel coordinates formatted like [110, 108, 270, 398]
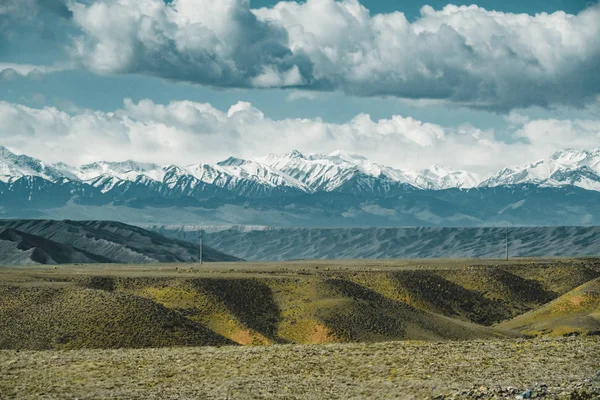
[1, 338, 598, 399]
[499, 277, 600, 337]
[1, 259, 600, 398]
[1, 258, 599, 349]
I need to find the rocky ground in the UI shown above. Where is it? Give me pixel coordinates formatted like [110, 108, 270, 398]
[1, 337, 599, 399]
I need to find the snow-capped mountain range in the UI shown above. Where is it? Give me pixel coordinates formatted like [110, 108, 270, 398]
[480, 148, 600, 192]
[2, 145, 600, 227]
[1, 146, 600, 193]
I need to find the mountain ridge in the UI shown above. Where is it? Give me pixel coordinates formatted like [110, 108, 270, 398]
[2, 146, 600, 226]
[0, 220, 239, 265]
[2, 146, 600, 193]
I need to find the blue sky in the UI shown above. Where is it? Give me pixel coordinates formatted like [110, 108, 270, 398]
[0, 0, 599, 171]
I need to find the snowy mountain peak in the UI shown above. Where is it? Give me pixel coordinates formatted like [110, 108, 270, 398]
[2, 145, 600, 193]
[413, 165, 480, 190]
[328, 150, 367, 161]
[427, 165, 451, 175]
[0, 146, 15, 159]
[71, 160, 162, 182]
[284, 150, 306, 159]
[79, 160, 160, 173]
[217, 157, 249, 167]
[550, 148, 591, 164]
[0, 146, 63, 183]
[482, 147, 600, 191]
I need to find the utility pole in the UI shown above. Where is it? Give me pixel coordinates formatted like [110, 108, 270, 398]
[199, 229, 204, 266]
[505, 227, 509, 261]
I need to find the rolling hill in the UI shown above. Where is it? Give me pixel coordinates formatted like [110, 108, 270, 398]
[0, 220, 238, 265]
[499, 277, 600, 336]
[2, 259, 599, 350]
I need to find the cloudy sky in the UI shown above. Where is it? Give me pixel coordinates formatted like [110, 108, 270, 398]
[1, 0, 599, 173]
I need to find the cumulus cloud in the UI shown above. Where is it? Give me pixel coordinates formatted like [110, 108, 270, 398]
[65, 0, 600, 111]
[1, 99, 598, 173]
[515, 118, 600, 154]
[69, 0, 311, 88]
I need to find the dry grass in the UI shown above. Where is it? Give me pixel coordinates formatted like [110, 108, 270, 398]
[1, 337, 599, 399]
[499, 278, 600, 336]
[1, 258, 599, 350]
[2, 259, 600, 399]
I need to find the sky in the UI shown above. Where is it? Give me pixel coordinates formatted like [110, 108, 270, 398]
[0, 0, 599, 174]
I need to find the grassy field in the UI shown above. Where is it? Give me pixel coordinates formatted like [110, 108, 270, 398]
[1, 338, 599, 399]
[1, 258, 600, 398]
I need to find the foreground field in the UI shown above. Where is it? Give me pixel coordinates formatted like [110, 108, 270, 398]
[1, 337, 599, 399]
[2, 259, 600, 399]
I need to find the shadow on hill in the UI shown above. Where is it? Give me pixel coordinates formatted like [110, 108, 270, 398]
[438, 267, 558, 319]
[190, 278, 284, 343]
[388, 271, 511, 325]
[318, 279, 510, 342]
[3, 261, 600, 349]
[79, 276, 116, 292]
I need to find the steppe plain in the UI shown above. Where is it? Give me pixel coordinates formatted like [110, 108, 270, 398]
[1, 258, 600, 399]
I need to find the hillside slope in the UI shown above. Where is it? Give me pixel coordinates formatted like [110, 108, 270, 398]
[2, 260, 599, 350]
[0, 228, 111, 265]
[0, 220, 239, 265]
[499, 278, 600, 336]
[159, 226, 600, 261]
[0, 285, 234, 349]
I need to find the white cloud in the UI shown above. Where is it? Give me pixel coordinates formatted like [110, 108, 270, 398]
[66, 0, 600, 111]
[1, 99, 599, 174]
[515, 118, 600, 155]
[69, 0, 307, 88]
[505, 112, 531, 126]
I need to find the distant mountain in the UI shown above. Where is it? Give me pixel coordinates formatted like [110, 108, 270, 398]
[1, 146, 600, 226]
[481, 148, 600, 191]
[152, 226, 600, 261]
[0, 220, 239, 265]
[0, 228, 111, 265]
[0, 146, 64, 183]
[256, 150, 480, 191]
